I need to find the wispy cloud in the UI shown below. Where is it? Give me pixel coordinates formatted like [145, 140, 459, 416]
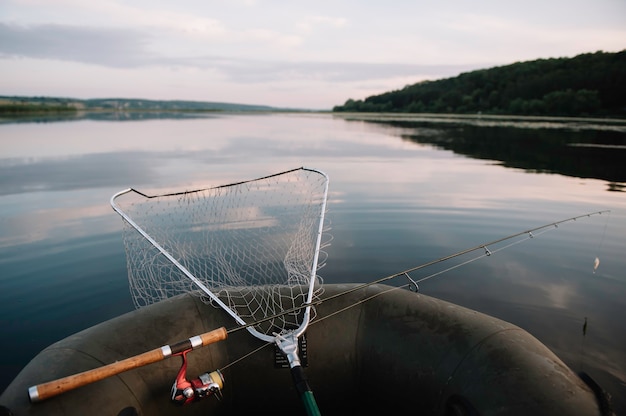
[296, 15, 348, 33]
[0, 22, 475, 84]
[184, 57, 476, 84]
[1, 0, 624, 107]
[0, 22, 154, 67]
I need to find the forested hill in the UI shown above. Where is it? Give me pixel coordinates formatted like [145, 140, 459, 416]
[333, 50, 626, 117]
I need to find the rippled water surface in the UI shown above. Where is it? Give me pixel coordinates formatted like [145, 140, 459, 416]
[1, 113, 625, 411]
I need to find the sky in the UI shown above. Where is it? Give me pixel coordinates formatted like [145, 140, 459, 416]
[0, 1, 624, 109]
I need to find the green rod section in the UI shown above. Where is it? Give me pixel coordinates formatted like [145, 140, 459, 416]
[301, 391, 321, 416]
[291, 365, 321, 415]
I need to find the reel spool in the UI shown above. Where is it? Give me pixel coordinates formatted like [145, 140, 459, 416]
[171, 349, 223, 405]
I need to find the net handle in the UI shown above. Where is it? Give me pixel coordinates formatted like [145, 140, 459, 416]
[298, 167, 329, 339]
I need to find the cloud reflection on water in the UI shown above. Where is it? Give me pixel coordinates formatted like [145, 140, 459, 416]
[2, 114, 622, 277]
[0, 200, 114, 248]
[1, 113, 625, 410]
[0, 152, 157, 196]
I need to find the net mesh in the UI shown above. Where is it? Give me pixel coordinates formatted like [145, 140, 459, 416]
[113, 168, 329, 336]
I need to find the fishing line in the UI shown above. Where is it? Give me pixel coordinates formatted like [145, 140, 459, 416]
[220, 283, 417, 372]
[312, 227, 560, 325]
[291, 210, 608, 309]
[219, 342, 274, 372]
[219, 210, 609, 370]
[33, 202, 609, 401]
[577, 210, 609, 374]
[222, 210, 608, 336]
[593, 210, 611, 274]
[413, 227, 551, 285]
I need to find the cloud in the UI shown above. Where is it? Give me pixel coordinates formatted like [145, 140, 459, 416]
[0, 22, 154, 68]
[0, 22, 476, 85]
[296, 15, 348, 33]
[441, 12, 626, 63]
[13, 0, 229, 37]
[238, 28, 302, 48]
[170, 56, 478, 84]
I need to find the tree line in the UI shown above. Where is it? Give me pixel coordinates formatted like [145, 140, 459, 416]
[0, 102, 77, 115]
[333, 50, 626, 117]
[0, 96, 279, 114]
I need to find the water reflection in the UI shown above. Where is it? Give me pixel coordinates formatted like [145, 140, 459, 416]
[0, 113, 625, 412]
[0, 111, 218, 125]
[0, 153, 158, 196]
[338, 115, 626, 185]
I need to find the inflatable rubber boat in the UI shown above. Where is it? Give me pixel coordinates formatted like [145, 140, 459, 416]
[0, 283, 608, 415]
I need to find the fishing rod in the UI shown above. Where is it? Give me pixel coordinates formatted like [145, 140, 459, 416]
[320, 209, 611, 301]
[225, 209, 611, 333]
[28, 209, 609, 403]
[28, 327, 228, 403]
[216, 209, 612, 372]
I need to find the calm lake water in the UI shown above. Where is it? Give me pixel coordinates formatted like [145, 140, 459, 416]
[1, 112, 625, 412]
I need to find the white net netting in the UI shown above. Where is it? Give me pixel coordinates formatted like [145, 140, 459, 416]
[112, 168, 329, 336]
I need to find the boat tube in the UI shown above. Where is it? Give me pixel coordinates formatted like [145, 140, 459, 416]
[0, 284, 606, 415]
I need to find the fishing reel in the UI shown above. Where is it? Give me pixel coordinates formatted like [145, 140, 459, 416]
[171, 349, 224, 405]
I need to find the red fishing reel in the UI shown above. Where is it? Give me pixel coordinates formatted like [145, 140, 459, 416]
[171, 349, 224, 405]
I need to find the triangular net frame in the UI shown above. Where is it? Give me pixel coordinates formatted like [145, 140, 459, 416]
[111, 168, 329, 340]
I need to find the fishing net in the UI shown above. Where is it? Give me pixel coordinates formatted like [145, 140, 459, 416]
[112, 167, 329, 337]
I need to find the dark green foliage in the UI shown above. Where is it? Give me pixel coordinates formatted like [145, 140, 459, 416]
[0, 103, 77, 115]
[0, 96, 279, 114]
[333, 50, 626, 117]
[80, 98, 275, 112]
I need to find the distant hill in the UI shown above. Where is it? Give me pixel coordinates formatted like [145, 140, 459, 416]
[0, 96, 280, 114]
[333, 50, 626, 117]
[82, 98, 276, 112]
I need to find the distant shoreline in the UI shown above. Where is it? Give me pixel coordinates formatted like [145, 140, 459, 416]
[2, 108, 625, 125]
[0, 103, 78, 115]
[331, 112, 626, 124]
[0, 96, 289, 114]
